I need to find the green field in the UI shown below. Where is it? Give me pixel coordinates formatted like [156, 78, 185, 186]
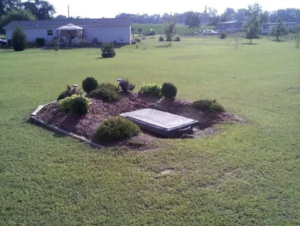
[0, 37, 300, 225]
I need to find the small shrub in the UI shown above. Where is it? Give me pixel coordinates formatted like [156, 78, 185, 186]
[139, 83, 161, 97]
[161, 83, 177, 98]
[94, 116, 141, 143]
[119, 79, 135, 92]
[132, 40, 136, 45]
[35, 38, 45, 47]
[220, 32, 227, 39]
[101, 42, 116, 58]
[57, 85, 81, 101]
[12, 27, 26, 51]
[69, 96, 89, 115]
[135, 37, 141, 42]
[98, 82, 118, 91]
[59, 94, 91, 111]
[192, 99, 224, 112]
[159, 36, 164, 41]
[82, 77, 98, 94]
[175, 36, 180, 41]
[89, 87, 119, 102]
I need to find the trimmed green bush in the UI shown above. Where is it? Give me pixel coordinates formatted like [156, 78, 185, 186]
[82, 77, 98, 94]
[35, 38, 45, 47]
[220, 32, 227, 39]
[59, 94, 91, 111]
[192, 99, 224, 112]
[161, 82, 177, 98]
[101, 42, 116, 58]
[94, 116, 141, 143]
[70, 96, 89, 115]
[98, 82, 118, 91]
[12, 27, 26, 51]
[89, 87, 119, 102]
[139, 83, 161, 97]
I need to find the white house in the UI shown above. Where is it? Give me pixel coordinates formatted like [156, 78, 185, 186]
[261, 22, 298, 35]
[3, 18, 132, 44]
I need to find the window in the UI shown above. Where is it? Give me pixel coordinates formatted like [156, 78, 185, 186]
[47, 30, 53, 36]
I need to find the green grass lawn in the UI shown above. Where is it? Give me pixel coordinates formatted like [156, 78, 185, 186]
[0, 36, 300, 225]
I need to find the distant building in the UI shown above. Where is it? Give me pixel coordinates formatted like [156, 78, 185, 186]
[3, 18, 132, 44]
[261, 22, 298, 35]
[216, 21, 243, 33]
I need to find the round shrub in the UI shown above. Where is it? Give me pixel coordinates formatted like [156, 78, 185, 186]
[220, 32, 227, 39]
[98, 82, 118, 91]
[70, 96, 89, 115]
[59, 94, 91, 111]
[89, 87, 119, 102]
[139, 83, 161, 97]
[161, 83, 177, 98]
[159, 36, 164, 41]
[192, 99, 224, 112]
[175, 36, 180, 41]
[82, 77, 98, 94]
[94, 117, 141, 143]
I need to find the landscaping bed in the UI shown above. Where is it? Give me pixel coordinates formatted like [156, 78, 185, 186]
[33, 91, 241, 149]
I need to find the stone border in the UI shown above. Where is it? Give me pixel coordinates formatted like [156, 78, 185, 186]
[29, 102, 105, 149]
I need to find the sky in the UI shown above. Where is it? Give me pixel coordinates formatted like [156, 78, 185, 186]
[46, 0, 300, 18]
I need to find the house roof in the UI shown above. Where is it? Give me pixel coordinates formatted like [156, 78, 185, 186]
[3, 18, 132, 30]
[217, 21, 241, 24]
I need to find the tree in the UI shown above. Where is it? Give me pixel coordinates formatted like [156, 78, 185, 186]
[221, 8, 235, 22]
[12, 26, 26, 51]
[271, 18, 288, 41]
[184, 11, 201, 32]
[260, 11, 269, 23]
[243, 3, 262, 44]
[0, 9, 35, 33]
[138, 27, 142, 36]
[164, 14, 177, 45]
[0, 0, 21, 17]
[23, 0, 55, 20]
[55, 14, 67, 19]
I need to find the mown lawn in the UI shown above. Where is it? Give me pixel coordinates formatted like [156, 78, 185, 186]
[0, 37, 300, 225]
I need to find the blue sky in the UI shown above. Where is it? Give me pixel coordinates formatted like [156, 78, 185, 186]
[47, 0, 300, 18]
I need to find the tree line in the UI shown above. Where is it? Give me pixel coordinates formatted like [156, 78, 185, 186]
[115, 8, 300, 25]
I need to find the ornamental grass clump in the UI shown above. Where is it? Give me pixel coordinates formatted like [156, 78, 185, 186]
[161, 82, 177, 98]
[89, 87, 119, 102]
[139, 83, 161, 97]
[82, 77, 98, 94]
[192, 99, 224, 112]
[94, 116, 141, 143]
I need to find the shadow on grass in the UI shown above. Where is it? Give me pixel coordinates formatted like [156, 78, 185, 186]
[0, 50, 16, 53]
[242, 42, 259, 45]
[155, 45, 172, 48]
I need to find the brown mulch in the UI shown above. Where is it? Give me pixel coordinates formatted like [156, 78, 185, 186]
[34, 92, 242, 148]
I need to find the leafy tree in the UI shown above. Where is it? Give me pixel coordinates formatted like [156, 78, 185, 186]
[0, 9, 35, 33]
[271, 18, 288, 41]
[0, 0, 21, 17]
[55, 14, 67, 19]
[235, 9, 247, 22]
[243, 3, 262, 44]
[164, 14, 177, 45]
[221, 8, 235, 22]
[260, 11, 269, 23]
[184, 11, 201, 32]
[12, 26, 26, 51]
[23, 0, 55, 20]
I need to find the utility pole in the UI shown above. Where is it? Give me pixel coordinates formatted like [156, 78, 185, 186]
[68, 5, 70, 18]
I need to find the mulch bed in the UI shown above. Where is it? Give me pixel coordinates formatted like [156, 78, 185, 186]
[34, 91, 242, 149]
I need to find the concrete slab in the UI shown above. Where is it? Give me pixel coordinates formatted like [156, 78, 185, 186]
[120, 108, 199, 137]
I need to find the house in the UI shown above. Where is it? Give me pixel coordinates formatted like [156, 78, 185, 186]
[3, 18, 132, 44]
[261, 22, 298, 35]
[216, 21, 243, 33]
